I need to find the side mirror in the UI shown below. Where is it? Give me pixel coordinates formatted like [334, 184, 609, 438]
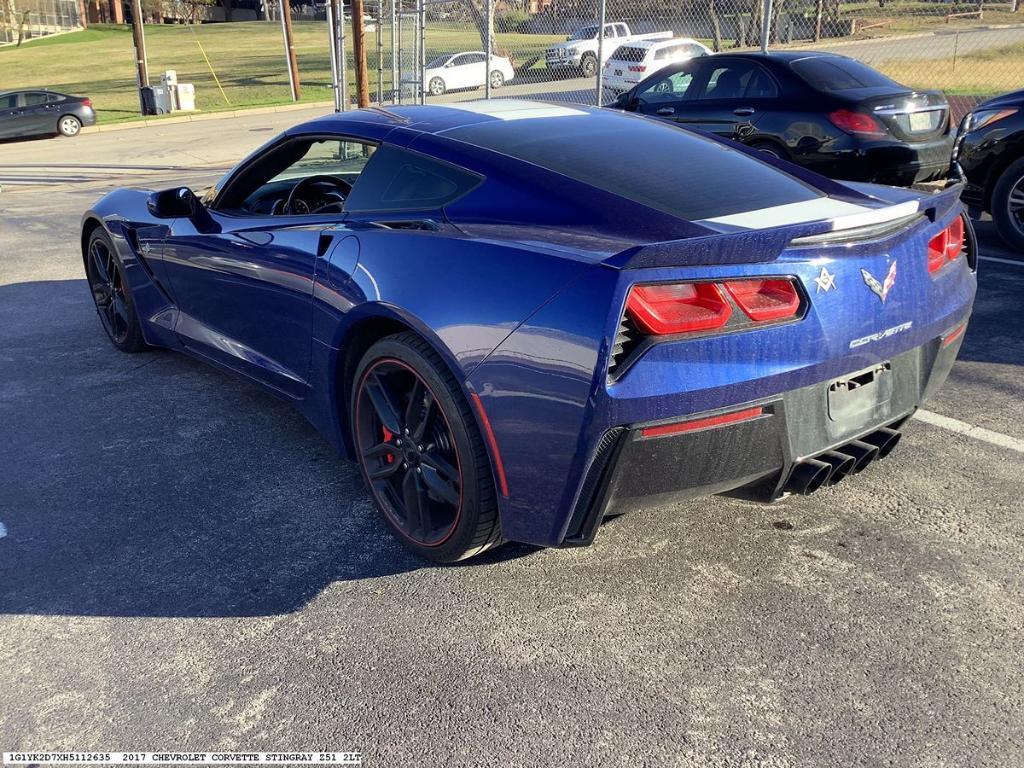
[147, 187, 197, 219]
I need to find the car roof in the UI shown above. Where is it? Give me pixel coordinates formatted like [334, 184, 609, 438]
[292, 99, 605, 139]
[619, 37, 704, 50]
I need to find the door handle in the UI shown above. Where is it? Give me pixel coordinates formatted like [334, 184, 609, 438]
[733, 107, 755, 117]
[656, 107, 675, 116]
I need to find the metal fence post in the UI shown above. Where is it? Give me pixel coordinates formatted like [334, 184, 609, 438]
[484, 0, 492, 99]
[337, 0, 348, 111]
[377, 0, 384, 103]
[595, 0, 606, 106]
[418, 0, 426, 105]
[327, 0, 341, 112]
[390, 0, 398, 103]
[761, 0, 773, 53]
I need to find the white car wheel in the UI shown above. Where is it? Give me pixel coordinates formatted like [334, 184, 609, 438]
[58, 115, 81, 137]
[490, 70, 505, 89]
[429, 77, 446, 96]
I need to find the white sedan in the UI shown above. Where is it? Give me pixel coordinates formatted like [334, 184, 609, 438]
[404, 52, 515, 97]
[602, 38, 712, 94]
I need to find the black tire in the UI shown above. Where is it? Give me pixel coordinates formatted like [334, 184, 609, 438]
[428, 76, 446, 96]
[991, 156, 1024, 251]
[748, 140, 787, 161]
[58, 114, 81, 137]
[85, 228, 148, 353]
[580, 54, 598, 77]
[351, 332, 502, 563]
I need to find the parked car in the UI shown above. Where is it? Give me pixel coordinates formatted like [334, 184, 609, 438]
[602, 37, 712, 95]
[404, 52, 515, 96]
[544, 22, 671, 78]
[608, 52, 953, 187]
[0, 89, 95, 139]
[82, 100, 975, 562]
[953, 89, 1024, 250]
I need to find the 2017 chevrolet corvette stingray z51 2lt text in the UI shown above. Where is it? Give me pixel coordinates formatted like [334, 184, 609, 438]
[81, 100, 976, 562]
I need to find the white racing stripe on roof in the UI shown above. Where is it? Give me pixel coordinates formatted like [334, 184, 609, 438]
[698, 197, 920, 232]
[440, 99, 587, 121]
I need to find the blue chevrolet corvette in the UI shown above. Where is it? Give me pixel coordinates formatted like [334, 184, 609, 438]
[82, 100, 976, 561]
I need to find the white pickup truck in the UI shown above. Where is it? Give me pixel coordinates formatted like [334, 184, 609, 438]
[544, 22, 673, 77]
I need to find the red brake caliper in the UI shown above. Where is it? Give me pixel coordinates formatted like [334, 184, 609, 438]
[382, 426, 395, 463]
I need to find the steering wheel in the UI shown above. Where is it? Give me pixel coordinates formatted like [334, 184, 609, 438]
[283, 174, 353, 215]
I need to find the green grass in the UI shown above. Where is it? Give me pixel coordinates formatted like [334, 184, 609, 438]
[0, 22, 562, 123]
[877, 42, 1024, 96]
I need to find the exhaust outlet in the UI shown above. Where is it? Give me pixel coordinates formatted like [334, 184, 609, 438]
[820, 451, 856, 486]
[784, 459, 833, 496]
[861, 427, 902, 459]
[844, 440, 880, 473]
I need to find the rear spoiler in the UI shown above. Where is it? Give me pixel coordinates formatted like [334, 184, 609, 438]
[604, 183, 964, 270]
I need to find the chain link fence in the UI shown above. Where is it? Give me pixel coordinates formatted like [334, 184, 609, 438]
[1, 0, 83, 45]
[369, 0, 1023, 117]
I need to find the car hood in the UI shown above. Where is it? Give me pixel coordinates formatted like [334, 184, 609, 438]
[976, 89, 1024, 110]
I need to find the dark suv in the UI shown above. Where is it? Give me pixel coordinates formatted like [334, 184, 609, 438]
[954, 89, 1024, 251]
[608, 52, 953, 187]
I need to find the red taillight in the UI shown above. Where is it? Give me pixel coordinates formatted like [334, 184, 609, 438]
[626, 282, 732, 335]
[641, 407, 764, 438]
[724, 278, 801, 322]
[82, 98, 93, 108]
[828, 109, 886, 138]
[628, 65, 647, 73]
[928, 217, 964, 274]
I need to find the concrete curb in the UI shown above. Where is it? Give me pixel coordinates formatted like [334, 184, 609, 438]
[81, 99, 336, 134]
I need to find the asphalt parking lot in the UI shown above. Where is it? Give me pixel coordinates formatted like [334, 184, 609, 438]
[1, 116, 1023, 766]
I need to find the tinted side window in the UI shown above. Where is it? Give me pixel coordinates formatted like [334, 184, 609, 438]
[791, 57, 898, 91]
[23, 92, 49, 106]
[637, 70, 695, 102]
[698, 63, 777, 99]
[345, 145, 482, 213]
[2, 94, 18, 109]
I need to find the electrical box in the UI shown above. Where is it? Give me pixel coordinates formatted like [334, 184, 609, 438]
[174, 83, 196, 112]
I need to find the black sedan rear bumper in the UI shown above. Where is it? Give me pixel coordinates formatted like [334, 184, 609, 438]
[561, 324, 967, 547]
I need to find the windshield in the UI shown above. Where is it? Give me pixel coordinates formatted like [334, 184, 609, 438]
[791, 57, 900, 91]
[569, 25, 599, 40]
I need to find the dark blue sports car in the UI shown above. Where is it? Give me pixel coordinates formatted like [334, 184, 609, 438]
[82, 100, 976, 562]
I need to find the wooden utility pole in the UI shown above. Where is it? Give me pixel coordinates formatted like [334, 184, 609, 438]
[130, 0, 149, 114]
[280, 0, 301, 100]
[351, 0, 370, 107]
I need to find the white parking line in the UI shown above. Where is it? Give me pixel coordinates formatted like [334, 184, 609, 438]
[915, 409, 1024, 454]
[980, 255, 1024, 268]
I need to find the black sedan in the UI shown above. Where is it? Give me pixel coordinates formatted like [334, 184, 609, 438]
[608, 51, 952, 187]
[0, 89, 96, 139]
[954, 89, 1024, 250]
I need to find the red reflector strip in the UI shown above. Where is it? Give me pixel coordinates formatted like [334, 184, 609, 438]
[641, 407, 764, 439]
[942, 322, 967, 347]
[470, 392, 510, 498]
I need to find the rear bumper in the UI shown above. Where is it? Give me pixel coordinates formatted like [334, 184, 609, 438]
[561, 325, 968, 546]
[808, 136, 953, 186]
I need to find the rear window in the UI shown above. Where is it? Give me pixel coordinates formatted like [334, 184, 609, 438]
[443, 110, 821, 222]
[611, 46, 647, 63]
[791, 57, 899, 91]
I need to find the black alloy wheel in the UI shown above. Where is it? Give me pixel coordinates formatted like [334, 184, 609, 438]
[86, 229, 147, 352]
[352, 333, 501, 562]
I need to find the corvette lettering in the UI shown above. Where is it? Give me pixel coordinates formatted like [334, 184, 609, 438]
[849, 321, 914, 348]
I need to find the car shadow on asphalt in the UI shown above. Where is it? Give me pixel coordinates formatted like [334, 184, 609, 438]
[0, 279, 538, 619]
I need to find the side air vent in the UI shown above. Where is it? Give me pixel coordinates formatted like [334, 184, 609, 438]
[562, 426, 627, 546]
[608, 312, 644, 377]
[961, 212, 978, 271]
